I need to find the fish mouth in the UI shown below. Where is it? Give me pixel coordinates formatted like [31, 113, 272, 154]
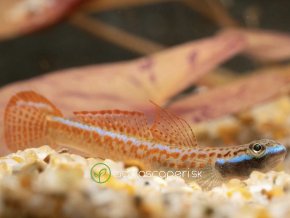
[265, 145, 287, 169]
[275, 145, 287, 157]
[268, 144, 287, 156]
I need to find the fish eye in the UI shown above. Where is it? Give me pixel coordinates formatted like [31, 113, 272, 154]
[253, 144, 262, 152]
[249, 143, 266, 156]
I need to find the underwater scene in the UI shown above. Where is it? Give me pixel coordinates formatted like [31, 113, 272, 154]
[0, 0, 290, 217]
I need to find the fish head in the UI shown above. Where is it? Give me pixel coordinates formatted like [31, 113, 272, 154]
[215, 139, 287, 180]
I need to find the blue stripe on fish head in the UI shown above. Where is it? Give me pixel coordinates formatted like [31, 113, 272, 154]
[265, 145, 287, 156]
[214, 143, 286, 180]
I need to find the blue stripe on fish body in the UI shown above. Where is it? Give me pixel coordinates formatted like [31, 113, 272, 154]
[216, 154, 252, 165]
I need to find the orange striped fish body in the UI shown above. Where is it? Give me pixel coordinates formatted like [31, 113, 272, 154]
[4, 91, 287, 190]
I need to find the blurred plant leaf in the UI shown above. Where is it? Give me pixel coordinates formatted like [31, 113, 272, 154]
[221, 29, 290, 62]
[0, 31, 245, 114]
[0, 0, 85, 40]
[168, 66, 290, 124]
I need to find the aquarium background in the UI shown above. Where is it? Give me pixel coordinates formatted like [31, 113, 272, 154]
[0, 0, 289, 87]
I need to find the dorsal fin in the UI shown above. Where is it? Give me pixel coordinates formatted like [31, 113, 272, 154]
[150, 102, 197, 147]
[73, 110, 152, 139]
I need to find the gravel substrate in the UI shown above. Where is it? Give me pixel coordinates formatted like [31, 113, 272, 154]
[0, 145, 289, 218]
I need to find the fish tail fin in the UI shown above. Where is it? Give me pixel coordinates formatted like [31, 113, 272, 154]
[4, 91, 63, 151]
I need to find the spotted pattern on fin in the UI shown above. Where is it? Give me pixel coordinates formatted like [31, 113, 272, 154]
[150, 102, 197, 147]
[4, 91, 62, 150]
